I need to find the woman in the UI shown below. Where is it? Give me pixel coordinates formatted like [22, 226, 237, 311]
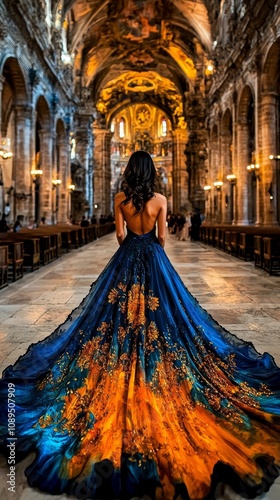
[0, 151, 279, 500]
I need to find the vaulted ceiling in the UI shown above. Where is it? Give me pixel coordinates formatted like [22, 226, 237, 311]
[57, 0, 218, 123]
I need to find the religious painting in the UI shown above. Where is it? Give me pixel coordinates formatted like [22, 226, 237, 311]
[114, 0, 161, 44]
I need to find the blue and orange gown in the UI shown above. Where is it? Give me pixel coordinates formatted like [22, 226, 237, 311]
[0, 228, 279, 499]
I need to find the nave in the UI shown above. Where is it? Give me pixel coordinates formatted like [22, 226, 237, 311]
[0, 233, 279, 500]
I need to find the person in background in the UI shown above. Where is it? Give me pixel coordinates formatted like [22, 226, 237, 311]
[13, 217, 22, 232]
[80, 215, 89, 227]
[28, 219, 37, 229]
[0, 214, 10, 232]
[39, 217, 46, 226]
[90, 215, 97, 225]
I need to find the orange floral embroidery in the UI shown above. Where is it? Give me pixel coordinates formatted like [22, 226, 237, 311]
[108, 288, 119, 304]
[147, 295, 159, 311]
[127, 284, 146, 327]
[107, 282, 160, 328]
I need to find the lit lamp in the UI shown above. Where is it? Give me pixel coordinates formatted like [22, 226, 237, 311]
[247, 163, 260, 172]
[31, 169, 43, 177]
[68, 184, 75, 191]
[52, 179, 62, 187]
[269, 155, 280, 160]
[226, 174, 237, 182]
[203, 185, 212, 191]
[0, 137, 13, 160]
[213, 181, 223, 189]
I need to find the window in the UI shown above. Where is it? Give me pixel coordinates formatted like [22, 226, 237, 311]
[161, 117, 167, 137]
[119, 118, 125, 138]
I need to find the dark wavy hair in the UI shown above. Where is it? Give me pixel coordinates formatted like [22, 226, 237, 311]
[121, 151, 156, 214]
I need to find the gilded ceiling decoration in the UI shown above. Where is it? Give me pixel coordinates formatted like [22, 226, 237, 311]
[60, 0, 213, 125]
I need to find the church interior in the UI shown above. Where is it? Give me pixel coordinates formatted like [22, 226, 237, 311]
[0, 3, 280, 500]
[0, 0, 279, 226]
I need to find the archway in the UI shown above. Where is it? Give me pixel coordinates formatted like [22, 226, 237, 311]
[35, 95, 51, 223]
[262, 38, 280, 225]
[1, 57, 28, 223]
[236, 85, 255, 225]
[222, 109, 235, 223]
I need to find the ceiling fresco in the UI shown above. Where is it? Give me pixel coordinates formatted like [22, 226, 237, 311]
[59, 0, 214, 125]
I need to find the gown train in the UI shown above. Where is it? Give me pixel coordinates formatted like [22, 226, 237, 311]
[0, 228, 279, 499]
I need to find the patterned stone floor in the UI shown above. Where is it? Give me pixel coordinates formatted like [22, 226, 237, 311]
[0, 231, 279, 500]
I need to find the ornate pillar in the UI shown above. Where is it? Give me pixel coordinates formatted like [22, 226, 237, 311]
[75, 114, 93, 216]
[260, 93, 278, 225]
[57, 138, 69, 222]
[92, 125, 112, 216]
[236, 122, 249, 225]
[40, 128, 53, 222]
[172, 128, 188, 212]
[14, 105, 33, 222]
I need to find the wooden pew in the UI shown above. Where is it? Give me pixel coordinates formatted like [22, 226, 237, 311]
[3, 233, 40, 271]
[263, 237, 280, 275]
[0, 245, 8, 288]
[239, 233, 254, 261]
[0, 240, 23, 281]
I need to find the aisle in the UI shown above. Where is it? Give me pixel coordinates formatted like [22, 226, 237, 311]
[0, 231, 279, 500]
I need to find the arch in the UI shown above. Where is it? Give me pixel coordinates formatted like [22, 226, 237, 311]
[237, 85, 254, 124]
[222, 108, 232, 134]
[56, 118, 66, 139]
[1, 57, 28, 135]
[1, 56, 27, 102]
[262, 37, 280, 93]
[36, 95, 51, 128]
[107, 100, 175, 129]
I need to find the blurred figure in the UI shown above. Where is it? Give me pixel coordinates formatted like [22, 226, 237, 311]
[190, 210, 201, 240]
[0, 214, 10, 232]
[13, 217, 22, 232]
[28, 219, 37, 229]
[39, 217, 46, 226]
[80, 215, 89, 227]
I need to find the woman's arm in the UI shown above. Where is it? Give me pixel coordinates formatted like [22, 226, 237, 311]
[114, 194, 125, 245]
[157, 197, 167, 247]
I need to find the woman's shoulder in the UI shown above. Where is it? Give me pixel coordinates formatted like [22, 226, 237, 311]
[153, 192, 167, 203]
[115, 191, 126, 202]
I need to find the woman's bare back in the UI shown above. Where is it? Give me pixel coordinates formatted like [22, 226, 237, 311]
[114, 191, 167, 246]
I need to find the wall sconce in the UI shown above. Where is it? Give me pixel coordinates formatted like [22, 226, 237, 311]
[68, 184, 75, 191]
[203, 185, 212, 191]
[269, 155, 280, 160]
[0, 137, 13, 159]
[247, 163, 260, 171]
[31, 169, 43, 176]
[213, 181, 223, 190]
[31, 169, 43, 182]
[52, 179, 61, 188]
[226, 174, 237, 183]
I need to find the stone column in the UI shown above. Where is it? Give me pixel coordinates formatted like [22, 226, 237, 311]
[14, 105, 33, 222]
[75, 114, 94, 216]
[260, 93, 278, 225]
[236, 122, 249, 225]
[172, 128, 188, 212]
[92, 125, 112, 216]
[57, 139, 69, 222]
[40, 128, 53, 222]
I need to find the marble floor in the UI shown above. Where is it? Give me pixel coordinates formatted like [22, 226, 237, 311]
[0, 231, 279, 500]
